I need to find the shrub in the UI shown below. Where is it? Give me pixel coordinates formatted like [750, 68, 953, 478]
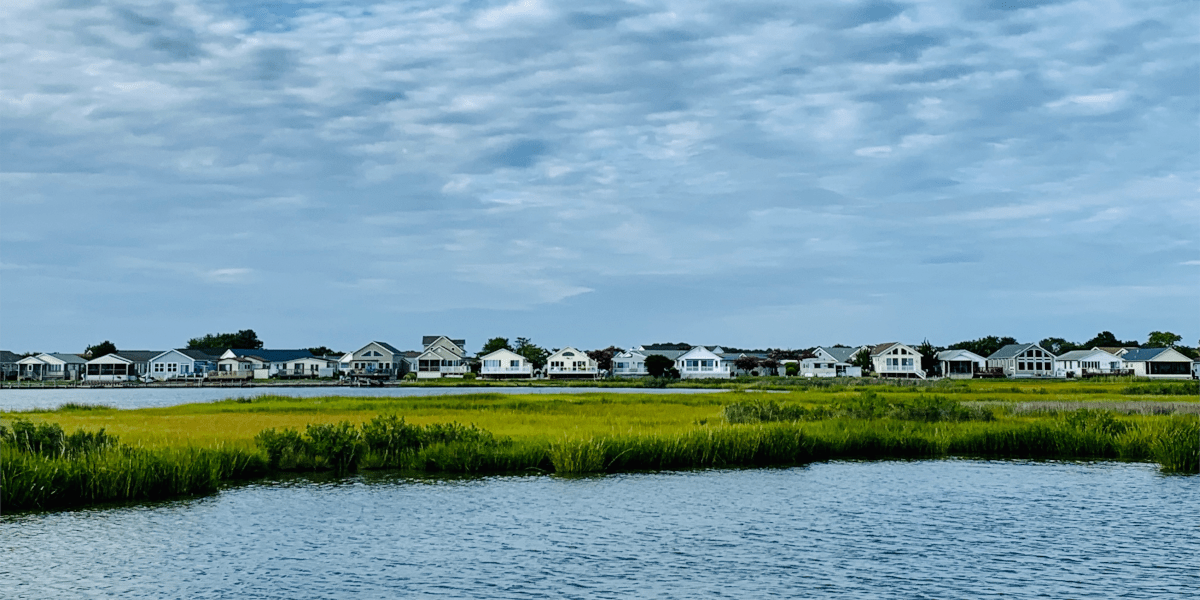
[306, 421, 363, 473]
[1060, 409, 1129, 436]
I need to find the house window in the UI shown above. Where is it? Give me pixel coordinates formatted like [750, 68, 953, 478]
[616, 362, 627, 369]
[181, 364, 190, 373]
[510, 360, 521, 368]
[685, 359, 699, 371]
[902, 358, 913, 367]
[1018, 362, 1026, 370]
[154, 363, 165, 372]
[484, 360, 500, 368]
[563, 352, 575, 357]
[550, 361, 564, 369]
[168, 363, 178, 372]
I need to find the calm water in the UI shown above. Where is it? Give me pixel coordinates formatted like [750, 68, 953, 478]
[0, 386, 722, 411]
[3, 460, 1196, 598]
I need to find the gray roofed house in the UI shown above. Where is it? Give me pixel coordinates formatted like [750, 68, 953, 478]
[422, 336, 466, 351]
[986, 343, 1055, 377]
[226, 349, 316, 363]
[1, 350, 22, 378]
[822, 347, 862, 363]
[1119, 347, 1193, 379]
[179, 348, 223, 361]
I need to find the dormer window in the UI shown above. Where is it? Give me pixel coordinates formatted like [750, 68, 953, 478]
[563, 352, 575, 357]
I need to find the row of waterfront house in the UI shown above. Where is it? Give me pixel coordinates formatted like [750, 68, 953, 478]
[3, 336, 1196, 383]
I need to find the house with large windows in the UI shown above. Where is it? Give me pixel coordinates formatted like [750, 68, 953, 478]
[986, 343, 1056, 378]
[1119, 347, 1193, 379]
[675, 346, 732, 379]
[415, 336, 469, 379]
[870, 343, 926, 379]
[343, 342, 406, 379]
[479, 348, 533, 379]
[545, 347, 598, 379]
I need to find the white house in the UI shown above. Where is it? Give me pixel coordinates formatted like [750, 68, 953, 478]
[415, 336, 469, 379]
[870, 342, 926, 379]
[343, 341, 406, 379]
[1119, 347, 1194, 379]
[546, 347, 599, 379]
[675, 346, 732, 379]
[801, 346, 866, 378]
[85, 351, 160, 382]
[612, 349, 649, 377]
[273, 356, 338, 379]
[147, 349, 203, 381]
[1053, 349, 1125, 378]
[18, 353, 86, 381]
[986, 343, 1056, 378]
[935, 349, 986, 379]
[479, 348, 533, 379]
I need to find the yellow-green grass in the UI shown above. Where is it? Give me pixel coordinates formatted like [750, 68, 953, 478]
[3, 381, 1194, 450]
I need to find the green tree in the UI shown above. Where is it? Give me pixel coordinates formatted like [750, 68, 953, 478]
[1038, 337, 1078, 355]
[785, 362, 799, 377]
[586, 346, 622, 372]
[188, 329, 263, 350]
[760, 357, 780, 375]
[1081, 331, 1139, 349]
[851, 348, 873, 372]
[306, 346, 339, 357]
[513, 337, 549, 370]
[479, 337, 512, 356]
[84, 341, 117, 359]
[916, 339, 938, 375]
[948, 336, 1017, 358]
[734, 355, 760, 374]
[644, 354, 675, 378]
[1146, 331, 1182, 348]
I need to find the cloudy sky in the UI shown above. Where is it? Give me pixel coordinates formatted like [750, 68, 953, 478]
[1, 0, 1196, 354]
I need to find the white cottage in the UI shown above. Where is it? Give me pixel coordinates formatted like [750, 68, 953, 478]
[935, 349, 986, 379]
[546, 347, 598, 379]
[18, 353, 86, 381]
[869, 342, 926, 379]
[1053, 349, 1125, 378]
[1119, 347, 1194, 379]
[612, 349, 650, 377]
[986, 343, 1055, 378]
[801, 346, 866, 378]
[479, 348, 533, 379]
[147, 349, 207, 381]
[85, 351, 160, 382]
[675, 346, 732, 379]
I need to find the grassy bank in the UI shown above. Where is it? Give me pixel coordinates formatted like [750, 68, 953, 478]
[2, 384, 1196, 512]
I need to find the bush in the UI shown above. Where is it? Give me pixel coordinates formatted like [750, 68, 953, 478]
[305, 421, 363, 473]
[0, 418, 117, 457]
[403, 373, 417, 381]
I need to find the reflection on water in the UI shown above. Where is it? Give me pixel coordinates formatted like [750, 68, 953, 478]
[0, 385, 723, 411]
[3, 460, 1197, 598]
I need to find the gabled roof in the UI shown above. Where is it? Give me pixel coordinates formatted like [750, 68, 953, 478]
[936, 349, 986, 362]
[1095, 347, 1132, 356]
[986, 343, 1042, 360]
[820, 347, 862, 363]
[48, 353, 88, 364]
[870, 342, 901, 357]
[226, 349, 315, 362]
[0, 350, 22, 363]
[678, 346, 722, 361]
[1055, 349, 1119, 362]
[616, 349, 647, 358]
[639, 343, 692, 351]
[642, 349, 685, 360]
[418, 345, 463, 360]
[480, 348, 524, 361]
[422, 336, 466, 350]
[177, 348, 223, 361]
[1120, 347, 1189, 362]
[111, 350, 166, 363]
[374, 341, 401, 354]
[547, 346, 591, 361]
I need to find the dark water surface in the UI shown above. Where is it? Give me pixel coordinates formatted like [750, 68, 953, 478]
[3, 460, 1197, 599]
[0, 386, 722, 411]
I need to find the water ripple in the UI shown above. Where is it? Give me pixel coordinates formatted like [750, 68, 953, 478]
[3, 460, 1197, 599]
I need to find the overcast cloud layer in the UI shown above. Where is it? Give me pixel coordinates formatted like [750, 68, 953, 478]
[2, 0, 1196, 353]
